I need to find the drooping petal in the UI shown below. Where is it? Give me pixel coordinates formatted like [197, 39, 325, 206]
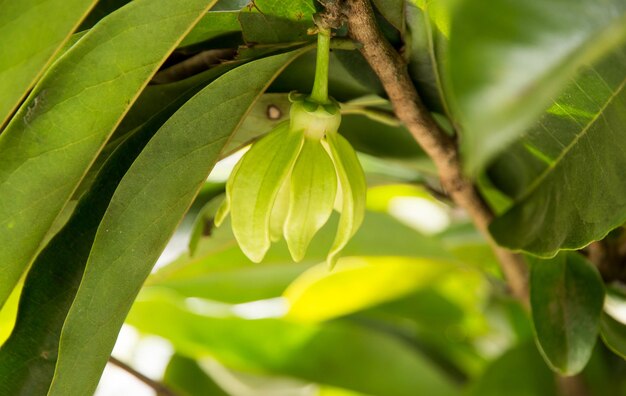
[285, 138, 337, 261]
[214, 159, 242, 227]
[230, 121, 303, 262]
[326, 132, 367, 268]
[270, 177, 291, 242]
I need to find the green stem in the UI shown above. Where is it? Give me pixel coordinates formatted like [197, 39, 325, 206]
[310, 27, 331, 103]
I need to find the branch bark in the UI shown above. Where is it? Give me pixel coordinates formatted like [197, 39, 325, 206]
[108, 356, 178, 396]
[342, 0, 529, 301]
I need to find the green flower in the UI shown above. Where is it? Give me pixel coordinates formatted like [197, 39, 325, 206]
[215, 94, 366, 267]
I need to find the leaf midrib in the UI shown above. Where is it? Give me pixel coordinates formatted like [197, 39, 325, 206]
[516, 76, 626, 202]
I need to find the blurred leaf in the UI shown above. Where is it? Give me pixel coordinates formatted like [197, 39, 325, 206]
[488, 48, 626, 256]
[600, 312, 626, 362]
[149, 211, 453, 303]
[340, 113, 424, 159]
[0, 0, 97, 128]
[466, 342, 557, 396]
[47, 50, 307, 396]
[405, 0, 451, 114]
[163, 354, 229, 396]
[447, 0, 626, 173]
[284, 257, 455, 323]
[372, 0, 405, 34]
[530, 253, 605, 375]
[127, 290, 459, 396]
[181, 11, 242, 47]
[0, 0, 217, 308]
[239, 0, 316, 44]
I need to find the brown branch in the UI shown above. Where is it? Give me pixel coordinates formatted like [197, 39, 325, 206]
[342, 0, 528, 301]
[108, 356, 178, 396]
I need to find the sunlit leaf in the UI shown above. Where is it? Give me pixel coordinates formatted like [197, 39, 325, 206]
[127, 290, 459, 396]
[284, 257, 455, 323]
[466, 342, 557, 396]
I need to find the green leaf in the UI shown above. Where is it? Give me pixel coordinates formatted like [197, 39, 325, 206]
[180, 11, 242, 47]
[326, 133, 367, 267]
[163, 354, 229, 396]
[530, 252, 605, 375]
[230, 123, 304, 262]
[600, 312, 626, 360]
[127, 290, 459, 396]
[239, 0, 316, 44]
[447, 0, 626, 173]
[0, 0, 216, 307]
[78, 0, 132, 30]
[284, 257, 454, 323]
[0, 0, 97, 128]
[488, 48, 626, 256]
[372, 0, 405, 34]
[466, 342, 557, 396]
[285, 139, 337, 261]
[405, 0, 451, 115]
[0, 106, 160, 395]
[47, 49, 307, 396]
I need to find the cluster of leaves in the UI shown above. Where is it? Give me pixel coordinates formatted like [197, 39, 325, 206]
[0, 0, 625, 395]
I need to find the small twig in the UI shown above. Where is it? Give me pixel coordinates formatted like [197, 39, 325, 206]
[108, 356, 178, 396]
[342, 0, 529, 301]
[152, 49, 236, 84]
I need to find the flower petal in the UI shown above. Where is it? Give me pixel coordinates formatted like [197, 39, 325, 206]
[285, 138, 337, 261]
[326, 133, 367, 268]
[230, 121, 303, 262]
[270, 177, 291, 242]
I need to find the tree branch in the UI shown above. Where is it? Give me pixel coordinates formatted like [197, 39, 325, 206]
[108, 356, 178, 396]
[342, 0, 529, 301]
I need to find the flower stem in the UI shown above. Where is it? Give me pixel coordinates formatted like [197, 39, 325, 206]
[310, 27, 331, 103]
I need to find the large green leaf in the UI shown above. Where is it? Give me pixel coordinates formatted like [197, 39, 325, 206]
[0, 107, 162, 395]
[0, 0, 216, 308]
[47, 50, 306, 396]
[127, 290, 458, 396]
[530, 253, 605, 375]
[447, 0, 626, 173]
[488, 48, 626, 256]
[0, 0, 97, 128]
